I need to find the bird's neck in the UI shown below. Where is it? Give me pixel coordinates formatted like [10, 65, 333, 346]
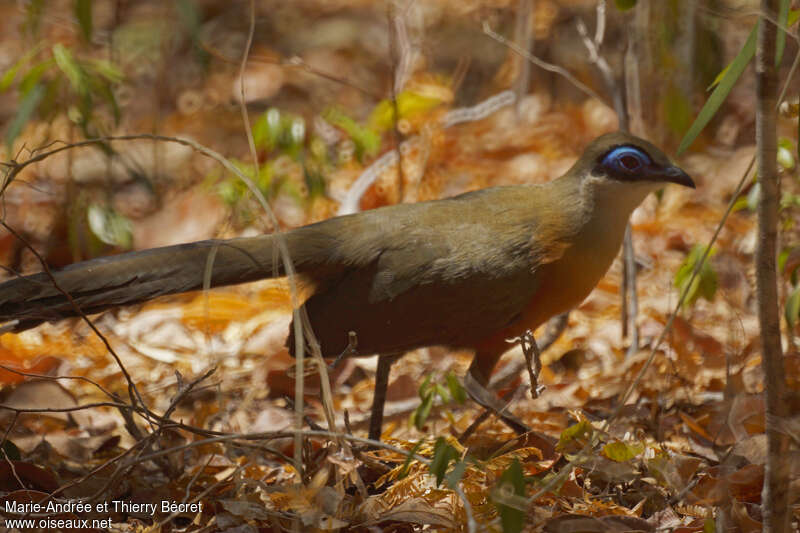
[579, 175, 657, 236]
[545, 173, 658, 267]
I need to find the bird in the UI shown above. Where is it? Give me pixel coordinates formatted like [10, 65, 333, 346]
[0, 131, 694, 440]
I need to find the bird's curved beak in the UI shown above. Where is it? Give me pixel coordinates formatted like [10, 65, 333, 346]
[658, 166, 695, 189]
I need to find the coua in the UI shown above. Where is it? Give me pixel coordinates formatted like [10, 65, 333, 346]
[0, 132, 693, 439]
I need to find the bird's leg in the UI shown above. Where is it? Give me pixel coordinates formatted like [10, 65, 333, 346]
[464, 348, 530, 435]
[518, 330, 545, 399]
[329, 331, 359, 370]
[368, 353, 401, 441]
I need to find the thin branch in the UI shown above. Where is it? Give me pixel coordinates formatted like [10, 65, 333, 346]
[594, 0, 607, 46]
[285, 56, 380, 99]
[575, 16, 627, 130]
[0, 221, 152, 440]
[0, 401, 135, 413]
[388, 3, 406, 202]
[482, 21, 607, 104]
[0, 362, 117, 400]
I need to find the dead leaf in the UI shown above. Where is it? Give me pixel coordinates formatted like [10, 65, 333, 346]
[361, 496, 456, 528]
[1, 380, 77, 422]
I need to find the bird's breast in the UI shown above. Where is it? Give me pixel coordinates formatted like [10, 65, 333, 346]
[504, 222, 625, 339]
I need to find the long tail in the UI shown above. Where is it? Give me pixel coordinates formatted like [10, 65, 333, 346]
[0, 234, 283, 332]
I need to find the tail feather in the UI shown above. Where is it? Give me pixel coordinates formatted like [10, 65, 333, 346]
[0, 234, 280, 331]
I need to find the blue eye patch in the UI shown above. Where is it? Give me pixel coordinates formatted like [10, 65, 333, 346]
[600, 145, 653, 173]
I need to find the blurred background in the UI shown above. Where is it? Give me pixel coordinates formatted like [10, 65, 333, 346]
[0, 0, 763, 271]
[0, 2, 797, 530]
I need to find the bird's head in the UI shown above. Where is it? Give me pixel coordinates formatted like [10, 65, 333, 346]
[570, 132, 694, 214]
[581, 131, 694, 189]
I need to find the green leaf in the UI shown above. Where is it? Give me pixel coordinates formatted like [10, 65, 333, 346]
[747, 182, 761, 211]
[398, 440, 424, 479]
[413, 390, 435, 430]
[614, 0, 637, 10]
[446, 372, 466, 404]
[418, 374, 433, 398]
[776, 0, 790, 67]
[785, 286, 800, 328]
[5, 82, 45, 151]
[368, 90, 444, 133]
[429, 437, 460, 487]
[731, 195, 750, 213]
[708, 64, 731, 92]
[434, 383, 450, 404]
[0, 62, 22, 92]
[556, 420, 593, 452]
[0, 45, 42, 92]
[778, 248, 791, 273]
[75, 0, 92, 41]
[325, 108, 380, 162]
[88, 59, 124, 84]
[674, 244, 718, 309]
[494, 459, 527, 533]
[87, 204, 133, 249]
[53, 44, 88, 96]
[678, 22, 758, 155]
[602, 440, 644, 462]
[445, 460, 468, 488]
[778, 146, 795, 170]
[18, 59, 53, 97]
[252, 108, 281, 151]
[778, 137, 795, 170]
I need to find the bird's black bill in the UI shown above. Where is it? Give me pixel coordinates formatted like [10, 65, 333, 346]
[657, 166, 695, 189]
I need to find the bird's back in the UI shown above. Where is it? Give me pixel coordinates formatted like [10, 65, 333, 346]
[287, 183, 586, 357]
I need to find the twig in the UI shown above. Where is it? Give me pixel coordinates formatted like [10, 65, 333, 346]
[623, 225, 640, 357]
[575, 16, 627, 129]
[122, 429, 430, 467]
[153, 465, 243, 530]
[458, 385, 525, 443]
[3, 135, 314, 477]
[162, 367, 217, 422]
[512, 0, 534, 118]
[285, 56, 380, 99]
[0, 362, 117, 400]
[185, 454, 214, 502]
[463, 372, 530, 435]
[454, 484, 477, 533]
[0, 221, 152, 440]
[594, 0, 607, 46]
[387, 3, 406, 203]
[482, 21, 607, 105]
[237, 0, 316, 482]
[0, 401, 137, 413]
[0, 412, 24, 489]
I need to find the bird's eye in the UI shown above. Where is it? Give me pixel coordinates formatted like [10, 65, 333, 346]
[619, 154, 641, 170]
[600, 145, 652, 174]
